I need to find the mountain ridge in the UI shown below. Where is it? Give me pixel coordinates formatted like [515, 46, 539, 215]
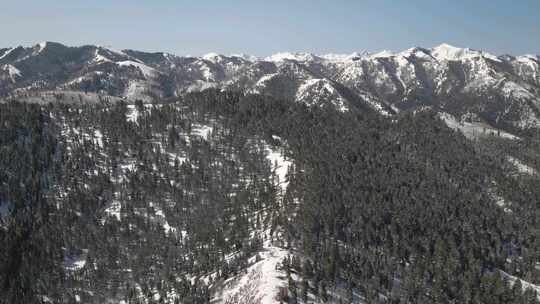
[1, 41, 539, 136]
[2, 41, 538, 65]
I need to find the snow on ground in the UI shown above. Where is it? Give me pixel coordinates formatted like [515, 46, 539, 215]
[296, 78, 349, 112]
[500, 270, 540, 300]
[440, 112, 519, 140]
[91, 49, 115, 64]
[13, 90, 124, 104]
[124, 80, 154, 101]
[488, 185, 512, 213]
[213, 238, 289, 304]
[500, 81, 539, 106]
[357, 91, 392, 116]
[507, 156, 537, 175]
[103, 200, 122, 221]
[231, 53, 259, 62]
[431, 43, 500, 62]
[126, 103, 163, 123]
[193, 124, 213, 139]
[126, 104, 140, 122]
[186, 80, 219, 93]
[2, 64, 22, 78]
[150, 203, 177, 235]
[0, 47, 15, 60]
[93, 129, 103, 148]
[64, 249, 88, 272]
[202, 52, 223, 63]
[196, 60, 217, 82]
[265, 140, 292, 193]
[210, 139, 293, 303]
[117, 61, 158, 78]
[35, 41, 48, 54]
[265, 52, 318, 63]
[321, 52, 364, 62]
[369, 50, 395, 59]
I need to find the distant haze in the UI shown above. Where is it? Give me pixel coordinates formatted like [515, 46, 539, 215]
[1, 0, 539, 56]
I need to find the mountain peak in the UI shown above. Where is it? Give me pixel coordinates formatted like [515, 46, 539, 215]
[264, 52, 319, 62]
[320, 52, 366, 61]
[431, 43, 501, 62]
[434, 42, 461, 50]
[202, 52, 222, 61]
[34, 41, 49, 54]
[369, 50, 395, 59]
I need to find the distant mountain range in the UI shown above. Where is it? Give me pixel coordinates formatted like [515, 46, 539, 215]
[1, 41, 539, 134]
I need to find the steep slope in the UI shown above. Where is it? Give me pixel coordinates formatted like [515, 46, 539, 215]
[1, 42, 539, 134]
[1, 91, 540, 303]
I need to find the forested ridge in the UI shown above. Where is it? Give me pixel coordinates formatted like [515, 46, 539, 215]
[0, 90, 539, 303]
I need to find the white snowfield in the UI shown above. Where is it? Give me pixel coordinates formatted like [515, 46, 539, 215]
[215, 238, 289, 304]
[5, 42, 539, 126]
[431, 43, 501, 62]
[439, 112, 519, 140]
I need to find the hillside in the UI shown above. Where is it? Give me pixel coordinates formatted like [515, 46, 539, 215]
[1, 89, 539, 303]
[1, 42, 539, 137]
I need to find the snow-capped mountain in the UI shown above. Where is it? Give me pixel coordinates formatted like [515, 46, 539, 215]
[1, 42, 539, 132]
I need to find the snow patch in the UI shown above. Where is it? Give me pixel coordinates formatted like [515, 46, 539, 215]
[500, 270, 540, 300]
[296, 78, 349, 112]
[431, 43, 500, 62]
[320, 52, 365, 61]
[231, 53, 259, 62]
[2, 64, 22, 81]
[152, 204, 177, 235]
[440, 112, 519, 140]
[104, 200, 121, 221]
[126, 104, 140, 122]
[0, 48, 15, 60]
[507, 156, 537, 175]
[215, 239, 289, 304]
[64, 249, 88, 271]
[36, 41, 48, 54]
[369, 50, 394, 59]
[117, 61, 158, 78]
[202, 52, 223, 62]
[265, 52, 318, 62]
[92, 49, 112, 63]
[193, 124, 213, 139]
[266, 140, 292, 193]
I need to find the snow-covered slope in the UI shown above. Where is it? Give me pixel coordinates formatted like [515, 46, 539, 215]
[1, 42, 539, 133]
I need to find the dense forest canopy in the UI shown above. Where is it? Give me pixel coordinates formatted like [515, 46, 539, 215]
[0, 90, 539, 303]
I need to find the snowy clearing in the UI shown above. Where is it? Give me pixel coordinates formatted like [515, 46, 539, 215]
[213, 238, 289, 304]
[440, 112, 519, 140]
[507, 156, 537, 175]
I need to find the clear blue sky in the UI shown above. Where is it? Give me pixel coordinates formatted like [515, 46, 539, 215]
[1, 0, 539, 56]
